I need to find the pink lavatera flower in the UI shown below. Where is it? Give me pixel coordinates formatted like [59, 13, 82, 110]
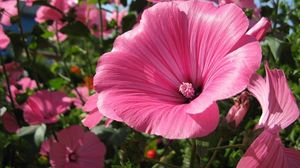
[0, 0, 18, 26]
[47, 125, 106, 168]
[237, 130, 300, 168]
[82, 93, 113, 129]
[76, 3, 107, 38]
[71, 86, 89, 108]
[226, 91, 250, 127]
[35, 0, 70, 23]
[0, 61, 24, 85]
[23, 90, 71, 125]
[17, 77, 37, 92]
[1, 112, 19, 133]
[24, 0, 35, 6]
[0, 25, 10, 49]
[93, 1, 262, 139]
[237, 64, 300, 167]
[48, 21, 68, 42]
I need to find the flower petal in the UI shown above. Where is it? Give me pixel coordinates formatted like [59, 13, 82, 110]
[237, 130, 300, 168]
[248, 64, 300, 130]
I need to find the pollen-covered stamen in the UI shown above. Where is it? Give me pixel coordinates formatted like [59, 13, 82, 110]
[179, 82, 195, 99]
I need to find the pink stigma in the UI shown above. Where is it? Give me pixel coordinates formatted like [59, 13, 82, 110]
[179, 82, 195, 99]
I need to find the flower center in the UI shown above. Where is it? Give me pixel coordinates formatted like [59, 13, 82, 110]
[68, 152, 78, 162]
[179, 82, 195, 99]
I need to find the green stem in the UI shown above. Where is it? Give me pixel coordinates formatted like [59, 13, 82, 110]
[205, 138, 223, 168]
[97, 0, 104, 47]
[207, 144, 244, 151]
[190, 139, 197, 168]
[16, 0, 41, 89]
[144, 158, 181, 168]
[1, 57, 16, 110]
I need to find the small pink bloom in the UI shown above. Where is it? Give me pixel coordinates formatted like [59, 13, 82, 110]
[0, 0, 18, 26]
[23, 90, 71, 125]
[24, 0, 35, 6]
[226, 91, 249, 127]
[40, 139, 51, 156]
[237, 64, 300, 167]
[1, 112, 19, 133]
[17, 77, 37, 92]
[76, 3, 107, 37]
[246, 17, 271, 41]
[35, 0, 69, 23]
[71, 86, 89, 108]
[0, 25, 10, 49]
[109, 10, 128, 27]
[47, 21, 68, 42]
[0, 61, 24, 85]
[94, 1, 262, 139]
[82, 93, 114, 129]
[48, 125, 106, 168]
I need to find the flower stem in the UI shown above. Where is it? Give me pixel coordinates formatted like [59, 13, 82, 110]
[144, 158, 181, 168]
[0, 57, 16, 110]
[207, 144, 244, 151]
[97, 0, 104, 47]
[190, 139, 197, 168]
[205, 138, 223, 168]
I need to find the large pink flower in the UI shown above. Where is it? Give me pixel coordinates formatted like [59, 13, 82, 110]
[48, 125, 106, 168]
[0, 0, 17, 26]
[23, 90, 71, 125]
[93, 1, 262, 139]
[237, 64, 300, 167]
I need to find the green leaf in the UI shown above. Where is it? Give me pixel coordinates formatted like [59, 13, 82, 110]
[48, 78, 68, 90]
[121, 13, 137, 32]
[34, 124, 46, 146]
[60, 21, 90, 37]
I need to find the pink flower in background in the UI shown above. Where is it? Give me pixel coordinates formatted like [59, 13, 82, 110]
[237, 64, 300, 167]
[71, 86, 89, 108]
[82, 93, 113, 129]
[93, 1, 261, 139]
[35, 0, 70, 23]
[47, 21, 68, 42]
[0, 25, 10, 49]
[24, 0, 35, 6]
[40, 138, 51, 156]
[0, 62, 24, 85]
[17, 77, 37, 92]
[1, 112, 19, 133]
[0, 0, 18, 26]
[47, 125, 106, 168]
[219, 0, 256, 9]
[109, 10, 128, 27]
[76, 3, 107, 37]
[226, 91, 250, 127]
[23, 90, 71, 125]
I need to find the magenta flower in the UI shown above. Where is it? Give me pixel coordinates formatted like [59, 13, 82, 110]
[75, 3, 107, 37]
[237, 64, 300, 167]
[17, 77, 37, 92]
[71, 86, 89, 108]
[82, 93, 113, 129]
[1, 112, 19, 133]
[0, 0, 17, 26]
[23, 90, 71, 125]
[47, 125, 106, 168]
[35, 0, 69, 23]
[0, 25, 10, 49]
[0, 61, 24, 85]
[225, 91, 250, 127]
[93, 1, 262, 139]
